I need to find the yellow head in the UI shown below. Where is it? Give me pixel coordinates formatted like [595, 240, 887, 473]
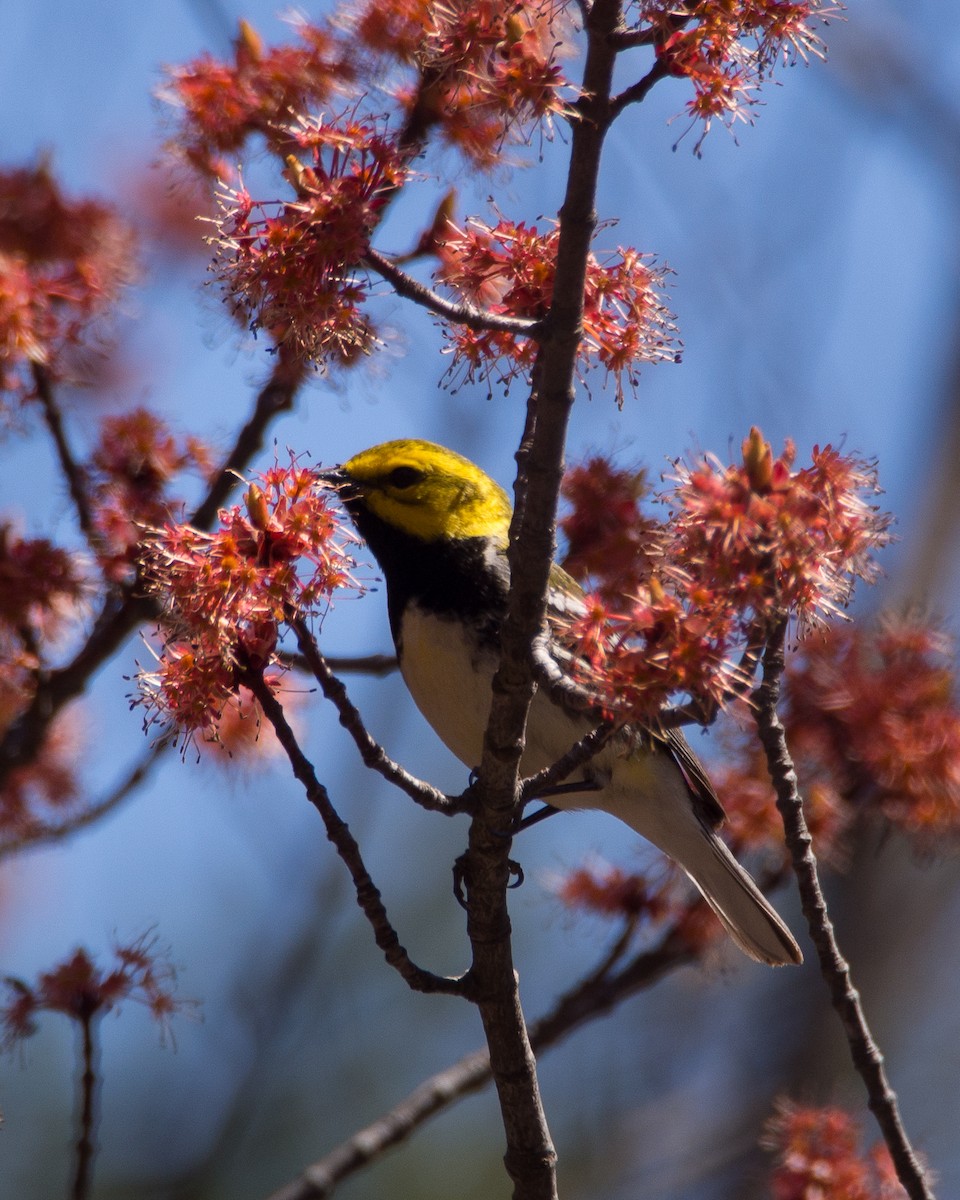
[333, 439, 512, 542]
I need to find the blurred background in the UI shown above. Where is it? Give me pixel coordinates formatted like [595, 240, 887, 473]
[1, 1, 959, 1197]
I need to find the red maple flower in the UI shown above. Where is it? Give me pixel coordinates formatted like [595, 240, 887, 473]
[2, 935, 187, 1048]
[0, 164, 135, 399]
[437, 217, 677, 399]
[164, 18, 352, 177]
[648, 0, 837, 152]
[764, 1101, 907, 1200]
[784, 615, 960, 847]
[560, 457, 661, 602]
[136, 460, 357, 748]
[211, 116, 405, 363]
[558, 430, 890, 722]
[89, 408, 213, 581]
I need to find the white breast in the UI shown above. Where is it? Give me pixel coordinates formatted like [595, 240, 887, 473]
[398, 606, 497, 768]
[398, 604, 601, 787]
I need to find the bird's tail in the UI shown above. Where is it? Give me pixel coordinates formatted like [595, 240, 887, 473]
[601, 759, 803, 966]
[679, 827, 803, 967]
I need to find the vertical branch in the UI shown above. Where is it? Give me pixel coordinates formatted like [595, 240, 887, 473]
[71, 1012, 99, 1200]
[31, 363, 99, 552]
[456, 4, 628, 1197]
[753, 616, 935, 1200]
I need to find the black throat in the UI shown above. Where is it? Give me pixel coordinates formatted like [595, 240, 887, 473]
[345, 502, 509, 649]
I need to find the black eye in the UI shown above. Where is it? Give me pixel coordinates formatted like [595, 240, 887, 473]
[387, 465, 424, 489]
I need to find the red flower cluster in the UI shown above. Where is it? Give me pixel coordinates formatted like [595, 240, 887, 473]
[88, 408, 212, 581]
[2, 935, 186, 1048]
[167, 4, 569, 178]
[764, 1102, 906, 1199]
[0, 164, 135, 399]
[0, 526, 85, 641]
[390, 0, 571, 165]
[437, 218, 677, 399]
[560, 457, 660, 602]
[212, 118, 405, 363]
[560, 430, 890, 721]
[646, 0, 835, 151]
[164, 19, 352, 177]
[136, 462, 356, 748]
[784, 616, 960, 848]
[671, 429, 889, 627]
[555, 858, 720, 954]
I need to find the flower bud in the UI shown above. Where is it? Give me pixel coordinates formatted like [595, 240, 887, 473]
[742, 426, 773, 491]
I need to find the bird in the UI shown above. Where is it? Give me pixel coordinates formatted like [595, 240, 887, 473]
[319, 438, 802, 967]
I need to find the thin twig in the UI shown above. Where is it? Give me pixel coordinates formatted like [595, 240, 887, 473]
[288, 616, 466, 817]
[71, 1013, 98, 1200]
[0, 740, 169, 862]
[754, 616, 935, 1200]
[520, 721, 615, 804]
[243, 666, 466, 997]
[31, 362, 100, 551]
[363, 247, 544, 337]
[609, 59, 672, 120]
[280, 649, 398, 678]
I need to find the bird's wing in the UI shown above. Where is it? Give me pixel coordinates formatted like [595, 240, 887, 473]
[661, 727, 727, 830]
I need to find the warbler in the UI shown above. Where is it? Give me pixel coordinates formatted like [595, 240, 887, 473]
[321, 439, 801, 967]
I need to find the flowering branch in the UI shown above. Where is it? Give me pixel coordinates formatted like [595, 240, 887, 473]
[240, 666, 466, 998]
[0, 353, 308, 797]
[1, 937, 187, 1200]
[753, 615, 935, 1200]
[449, 6, 634, 1198]
[362, 247, 545, 338]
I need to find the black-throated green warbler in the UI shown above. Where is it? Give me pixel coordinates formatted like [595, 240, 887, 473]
[321, 439, 801, 967]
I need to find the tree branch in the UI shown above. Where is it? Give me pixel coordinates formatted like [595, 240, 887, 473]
[753, 615, 935, 1200]
[448, 5, 630, 1197]
[0, 739, 168, 862]
[283, 651, 398, 678]
[266, 924, 695, 1200]
[243, 667, 466, 998]
[71, 1013, 99, 1200]
[31, 362, 99, 552]
[363, 247, 544, 337]
[609, 59, 672, 120]
[288, 616, 466, 817]
[519, 720, 615, 805]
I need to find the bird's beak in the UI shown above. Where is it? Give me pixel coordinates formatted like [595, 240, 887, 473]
[315, 464, 361, 504]
[315, 464, 346, 487]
